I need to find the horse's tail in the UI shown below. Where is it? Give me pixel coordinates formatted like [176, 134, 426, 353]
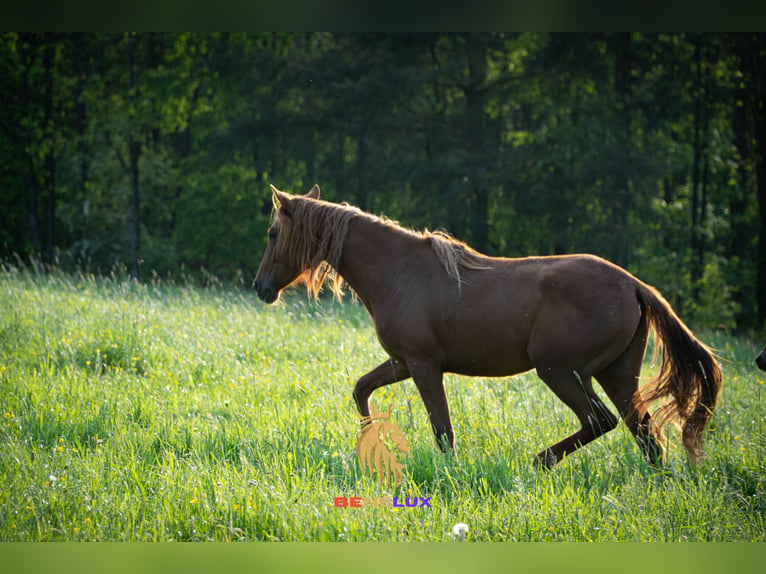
[635, 283, 723, 461]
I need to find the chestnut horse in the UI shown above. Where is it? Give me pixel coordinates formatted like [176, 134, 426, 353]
[253, 184, 723, 468]
[757, 346, 766, 371]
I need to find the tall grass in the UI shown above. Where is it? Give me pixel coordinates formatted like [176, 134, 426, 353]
[1, 266, 764, 541]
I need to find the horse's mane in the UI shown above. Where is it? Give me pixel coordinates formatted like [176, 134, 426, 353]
[273, 193, 488, 299]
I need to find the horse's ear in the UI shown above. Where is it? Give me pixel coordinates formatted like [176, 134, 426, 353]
[306, 184, 320, 200]
[270, 184, 292, 216]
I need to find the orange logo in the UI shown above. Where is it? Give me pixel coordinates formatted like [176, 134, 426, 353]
[355, 404, 409, 485]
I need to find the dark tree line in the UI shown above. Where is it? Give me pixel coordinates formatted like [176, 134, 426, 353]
[1, 33, 765, 332]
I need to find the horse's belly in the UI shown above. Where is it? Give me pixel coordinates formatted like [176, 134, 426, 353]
[441, 332, 534, 377]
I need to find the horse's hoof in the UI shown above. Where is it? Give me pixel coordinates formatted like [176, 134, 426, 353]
[534, 449, 558, 469]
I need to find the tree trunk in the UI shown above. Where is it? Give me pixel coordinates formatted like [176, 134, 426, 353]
[74, 33, 89, 201]
[464, 34, 490, 254]
[355, 128, 369, 210]
[757, 135, 766, 331]
[334, 130, 346, 200]
[730, 54, 751, 329]
[304, 78, 316, 192]
[752, 35, 766, 329]
[690, 38, 704, 302]
[697, 114, 710, 290]
[735, 33, 766, 330]
[43, 33, 56, 266]
[128, 138, 141, 280]
[172, 77, 198, 233]
[127, 33, 141, 280]
[20, 34, 42, 258]
[612, 32, 632, 267]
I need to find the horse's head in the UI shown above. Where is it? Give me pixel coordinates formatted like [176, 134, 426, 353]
[757, 345, 766, 372]
[384, 422, 410, 454]
[253, 184, 320, 303]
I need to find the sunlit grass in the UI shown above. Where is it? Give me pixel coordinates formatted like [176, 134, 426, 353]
[0, 266, 764, 541]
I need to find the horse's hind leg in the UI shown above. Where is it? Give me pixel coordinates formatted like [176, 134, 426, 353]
[595, 325, 664, 465]
[534, 368, 619, 468]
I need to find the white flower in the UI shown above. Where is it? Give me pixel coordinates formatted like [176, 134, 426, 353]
[451, 522, 469, 541]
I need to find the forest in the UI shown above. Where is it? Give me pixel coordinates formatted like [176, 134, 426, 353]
[1, 33, 765, 333]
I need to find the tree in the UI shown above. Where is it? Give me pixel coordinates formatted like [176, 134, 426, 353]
[0, 32, 762, 331]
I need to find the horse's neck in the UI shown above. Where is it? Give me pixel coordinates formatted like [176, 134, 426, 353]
[336, 217, 409, 312]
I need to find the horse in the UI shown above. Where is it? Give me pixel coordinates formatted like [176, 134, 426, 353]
[757, 346, 766, 371]
[253, 184, 723, 468]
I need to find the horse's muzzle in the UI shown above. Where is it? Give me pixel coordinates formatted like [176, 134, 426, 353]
[253, 279, 278, 304]
[757, 349, 766, 372]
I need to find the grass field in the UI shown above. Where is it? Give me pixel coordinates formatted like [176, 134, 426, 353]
[1, 266, 764, 541]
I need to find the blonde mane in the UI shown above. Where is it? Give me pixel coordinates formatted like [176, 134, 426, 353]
[273, 193, 488, 299]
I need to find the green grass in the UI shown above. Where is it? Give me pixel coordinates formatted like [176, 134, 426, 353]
[1, 266, 764, 541]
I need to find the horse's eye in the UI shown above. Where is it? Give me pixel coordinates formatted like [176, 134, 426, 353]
[268, 228, 278, 240]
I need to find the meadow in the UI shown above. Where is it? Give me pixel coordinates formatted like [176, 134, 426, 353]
[1, 265, 764, 542]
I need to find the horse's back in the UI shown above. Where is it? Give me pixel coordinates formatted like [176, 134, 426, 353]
[437, 253, 643, 377]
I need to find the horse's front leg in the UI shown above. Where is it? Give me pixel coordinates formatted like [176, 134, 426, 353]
[353, 358, 411, 421]
[406, 359, 454, 452]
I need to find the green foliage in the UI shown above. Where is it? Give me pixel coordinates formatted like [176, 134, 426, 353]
[0, 33, 764, 330]
[1, 269, 764, 541]
[172, 163, 269, 281]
